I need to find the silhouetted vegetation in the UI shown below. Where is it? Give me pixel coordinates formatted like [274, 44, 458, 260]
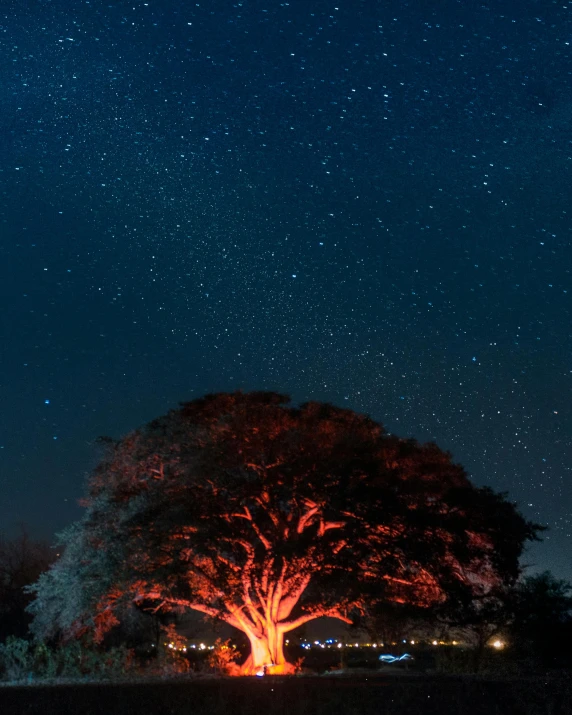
[0, 528, 54, 641]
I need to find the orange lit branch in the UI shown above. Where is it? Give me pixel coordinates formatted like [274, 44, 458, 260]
[281, 608, 353, 633]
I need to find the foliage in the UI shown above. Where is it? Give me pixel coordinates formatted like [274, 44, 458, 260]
[513, 571, 572, 629]
[0, 637, 134, 682]
[431, 570, 572, 674]
[26, 391, 542, 674]
[431, 583, 514, 672]
[508, 571, 572, 668]
[207, 638, 241, 674]
[0, 528, 54, 640]
[0, 636, 31, 681]
[157, 622, 191, 674]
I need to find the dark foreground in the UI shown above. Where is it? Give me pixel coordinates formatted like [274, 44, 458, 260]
[0, 673, 570, 715]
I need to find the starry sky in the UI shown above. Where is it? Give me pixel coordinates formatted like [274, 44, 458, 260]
[1, 0, 571, 581]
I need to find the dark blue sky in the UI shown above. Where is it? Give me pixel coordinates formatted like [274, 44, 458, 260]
[1, 0, 571, 580]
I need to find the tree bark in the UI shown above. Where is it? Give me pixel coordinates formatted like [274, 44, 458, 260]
[240, 623, 295, 675]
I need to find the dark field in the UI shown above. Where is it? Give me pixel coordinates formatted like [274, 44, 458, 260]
[1, 674, 571, 715]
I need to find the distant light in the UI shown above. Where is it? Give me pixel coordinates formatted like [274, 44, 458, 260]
[432, 641, 438, 646]
[411, 641, 415, 645]
[44, 399, 50, 404]
[492, 640, 504, 649]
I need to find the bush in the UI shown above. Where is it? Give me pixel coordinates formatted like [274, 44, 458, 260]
[153, 623, 192, 675]
[0, 637, 31, 681]
[206, 638, 240, 675]
[32, 641, 58, 679]
[73, 642, 134, 678]
[0, 637, 134, 683]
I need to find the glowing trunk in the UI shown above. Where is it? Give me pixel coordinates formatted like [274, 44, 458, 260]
[240, 623, 294, 675]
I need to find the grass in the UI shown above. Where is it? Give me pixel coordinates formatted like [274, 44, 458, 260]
[0, 673, 570, 715]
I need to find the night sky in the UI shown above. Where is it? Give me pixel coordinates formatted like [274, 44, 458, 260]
[1, 0, 571, 581]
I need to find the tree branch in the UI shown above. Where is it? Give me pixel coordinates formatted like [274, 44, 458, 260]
[277, 573, 312, 621]
[297, 506, 320, 534]
[143, 596, 222, 621]
[281, 608, 353, 633]
[241, 553, 266, 629]
[241, 506, 273, 550]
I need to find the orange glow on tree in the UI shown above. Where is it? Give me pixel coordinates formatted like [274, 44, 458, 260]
[27, 392, 541, 675]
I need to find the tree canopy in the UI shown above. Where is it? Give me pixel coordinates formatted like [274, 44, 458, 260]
[28, 391, 541, 674]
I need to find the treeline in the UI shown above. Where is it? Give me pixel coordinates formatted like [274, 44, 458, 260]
[360, 571, 572, 674]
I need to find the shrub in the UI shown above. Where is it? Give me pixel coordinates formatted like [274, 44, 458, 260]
[207, 638, 240, 675]
[155, 623, 191, 675]
[0, 637, 134, 682]
[32, 641, 58, 679]
[0, 637, 31, 681]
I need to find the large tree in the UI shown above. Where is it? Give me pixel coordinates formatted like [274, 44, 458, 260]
[28, 392, 541, 674]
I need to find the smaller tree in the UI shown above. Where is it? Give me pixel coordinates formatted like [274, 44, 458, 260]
[509, 571, 572, 668]
[437, 585, 514, 671]
[158, 623, 190, 673]
[207, 638, 241, 675]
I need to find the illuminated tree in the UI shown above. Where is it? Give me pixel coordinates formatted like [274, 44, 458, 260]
[27, 392, 540, 674]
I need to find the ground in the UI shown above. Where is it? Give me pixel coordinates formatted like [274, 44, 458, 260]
[0, 674, 570, 715]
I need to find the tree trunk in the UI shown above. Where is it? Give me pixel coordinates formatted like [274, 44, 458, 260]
[240, 623, 295, 675]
